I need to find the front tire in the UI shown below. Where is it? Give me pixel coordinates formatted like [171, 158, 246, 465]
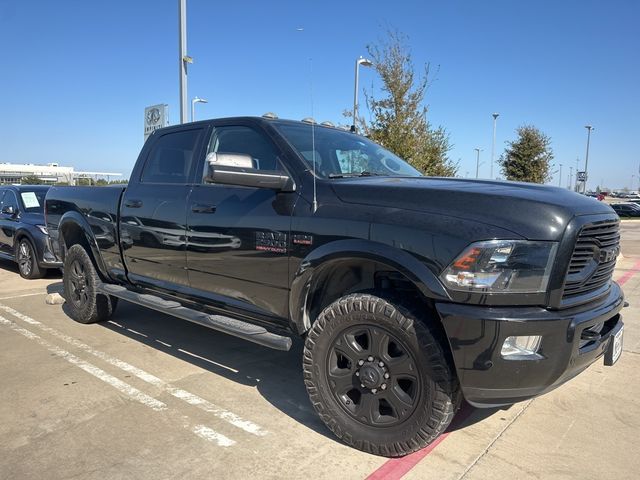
[303, 293, 459, 457]
[63, 244, 117, 324]
[16, 238, 44, 279]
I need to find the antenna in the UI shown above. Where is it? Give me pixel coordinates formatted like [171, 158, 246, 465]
[309, 58, 318, 213]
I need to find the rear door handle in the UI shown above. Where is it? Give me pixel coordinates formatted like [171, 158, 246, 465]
[191, 204, 217, 214]
[124, 199, 143, 208]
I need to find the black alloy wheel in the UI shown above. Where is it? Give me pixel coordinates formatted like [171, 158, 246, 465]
[63, 244, 117, 324]
[303, 293, 459, 457]
[327, 325, 421, 427]
[68, 258, 89, 308]
[17, 239, 43, 279]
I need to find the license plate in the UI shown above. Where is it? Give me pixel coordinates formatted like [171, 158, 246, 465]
[605, 327, 624, 366]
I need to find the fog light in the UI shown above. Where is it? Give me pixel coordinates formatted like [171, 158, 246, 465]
[501, 335, 543, 360]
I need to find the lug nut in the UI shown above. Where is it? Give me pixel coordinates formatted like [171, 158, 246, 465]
[367, 356, 374, 362]
[361, 384, 365, 388]
[381, 384, 387, 390]
[358, 360, 364, 366]
[384, 373, 390, 379]
[371, 388, 377, 393]
[355, 371, 360, 377]
[378, 361, 384, 367]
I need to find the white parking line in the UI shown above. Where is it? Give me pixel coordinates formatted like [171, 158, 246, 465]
[0, 314, 236, 448]
[0, 292, 45, 300]
[193, 425, 236, 447]
[0, 303, 268, 437]
[0, 315, 166, 412]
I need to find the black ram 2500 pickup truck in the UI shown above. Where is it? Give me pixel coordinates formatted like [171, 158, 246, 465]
[45, 117, 625, 457]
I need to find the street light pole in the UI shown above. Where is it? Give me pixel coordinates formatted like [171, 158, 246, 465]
[569, 166, 573, 190]
[491, 113, 499, 179]
[558, 163, 563, 187]
[178, 0, 189, 124]
[352, 56, 373, 133]
[583, 125, 594, 193]
[191, 97, 208, 122]
[474, 148, 482, 179]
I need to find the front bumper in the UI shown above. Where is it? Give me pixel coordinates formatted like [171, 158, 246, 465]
[436, 282, 625, 407]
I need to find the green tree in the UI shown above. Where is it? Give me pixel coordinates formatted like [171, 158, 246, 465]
[359, 31, 457, 176]
[500, 125, 553, 183]
[20, 175, 44, 185]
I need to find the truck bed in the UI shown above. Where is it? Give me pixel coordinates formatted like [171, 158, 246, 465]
[45, 185, 126, 277]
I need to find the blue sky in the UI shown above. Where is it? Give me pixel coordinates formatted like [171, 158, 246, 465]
[0, 0, 638, 190]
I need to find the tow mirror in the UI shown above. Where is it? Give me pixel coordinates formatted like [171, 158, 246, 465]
[207, 152, 256, 169]
[205, 153, 295, 191]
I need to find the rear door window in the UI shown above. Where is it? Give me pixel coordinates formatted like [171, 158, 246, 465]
[141, 129, 204, 184]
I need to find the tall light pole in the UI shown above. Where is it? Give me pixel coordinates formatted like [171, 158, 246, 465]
[558, 163, 563, 187]
[474, 148, 482, 179]
[583, 125, 594, 193]
[569, 166, 573, 190]
[191, 97, 207, 122]
[352, 56, 373, 133]
[491, 113, 499, 179]
[178, 0, 190, 124]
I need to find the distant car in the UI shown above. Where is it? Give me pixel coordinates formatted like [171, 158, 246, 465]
[611, 203, 640, 217]
[0, 185, 61, 278]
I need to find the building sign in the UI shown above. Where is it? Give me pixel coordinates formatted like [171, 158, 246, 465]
[577, 171, 587, 182]
[144, 104, 169, 141]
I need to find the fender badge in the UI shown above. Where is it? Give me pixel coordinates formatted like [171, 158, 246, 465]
[292, 234, 313, 246]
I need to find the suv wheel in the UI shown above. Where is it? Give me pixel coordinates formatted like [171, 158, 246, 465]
[17, 238, 44, 279]
[63, 244, 117, 324]
[303, 293, 459, 457]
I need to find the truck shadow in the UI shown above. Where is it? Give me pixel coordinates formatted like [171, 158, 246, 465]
[91, 300, 503, 445]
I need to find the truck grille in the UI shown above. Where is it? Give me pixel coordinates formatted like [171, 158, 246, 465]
[562, 220, 620, 300]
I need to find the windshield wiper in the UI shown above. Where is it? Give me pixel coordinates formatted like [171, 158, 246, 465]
[328, 171, 383, 179]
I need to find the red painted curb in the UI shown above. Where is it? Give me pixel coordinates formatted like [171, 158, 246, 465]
[616, 259, 640, 286]
[365, 405, 473, 480]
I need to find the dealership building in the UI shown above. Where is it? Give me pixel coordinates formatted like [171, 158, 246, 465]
[0, 163, 122, 185]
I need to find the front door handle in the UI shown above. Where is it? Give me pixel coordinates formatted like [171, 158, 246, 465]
[191, 204, 217, 214]
[124, 199, 143, 208]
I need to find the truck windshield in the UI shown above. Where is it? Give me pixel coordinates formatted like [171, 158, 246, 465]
[275, 123, 422, 179]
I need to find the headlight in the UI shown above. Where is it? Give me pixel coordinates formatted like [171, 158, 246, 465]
[441, 240, 557, 293]
[35, 225, 48, 235]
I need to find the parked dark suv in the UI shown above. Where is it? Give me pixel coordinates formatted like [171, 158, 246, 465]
[611, 203, 640, 217]
[0, 185, 61, 278]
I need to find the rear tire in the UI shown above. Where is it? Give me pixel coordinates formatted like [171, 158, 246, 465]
[303, 293, 459, 457]
[63, 244, 117, 324]
[16, 238, 44, 279]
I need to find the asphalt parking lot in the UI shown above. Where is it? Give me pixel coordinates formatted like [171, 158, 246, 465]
[1, 224, 640, 480]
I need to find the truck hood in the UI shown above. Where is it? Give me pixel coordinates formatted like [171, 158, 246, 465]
[330, 177, 616, 240]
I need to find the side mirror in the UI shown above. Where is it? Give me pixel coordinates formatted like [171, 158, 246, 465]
[205, 153, 295, 191]
[207, 152, 256, 170]
[1, 205, 16, 216]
